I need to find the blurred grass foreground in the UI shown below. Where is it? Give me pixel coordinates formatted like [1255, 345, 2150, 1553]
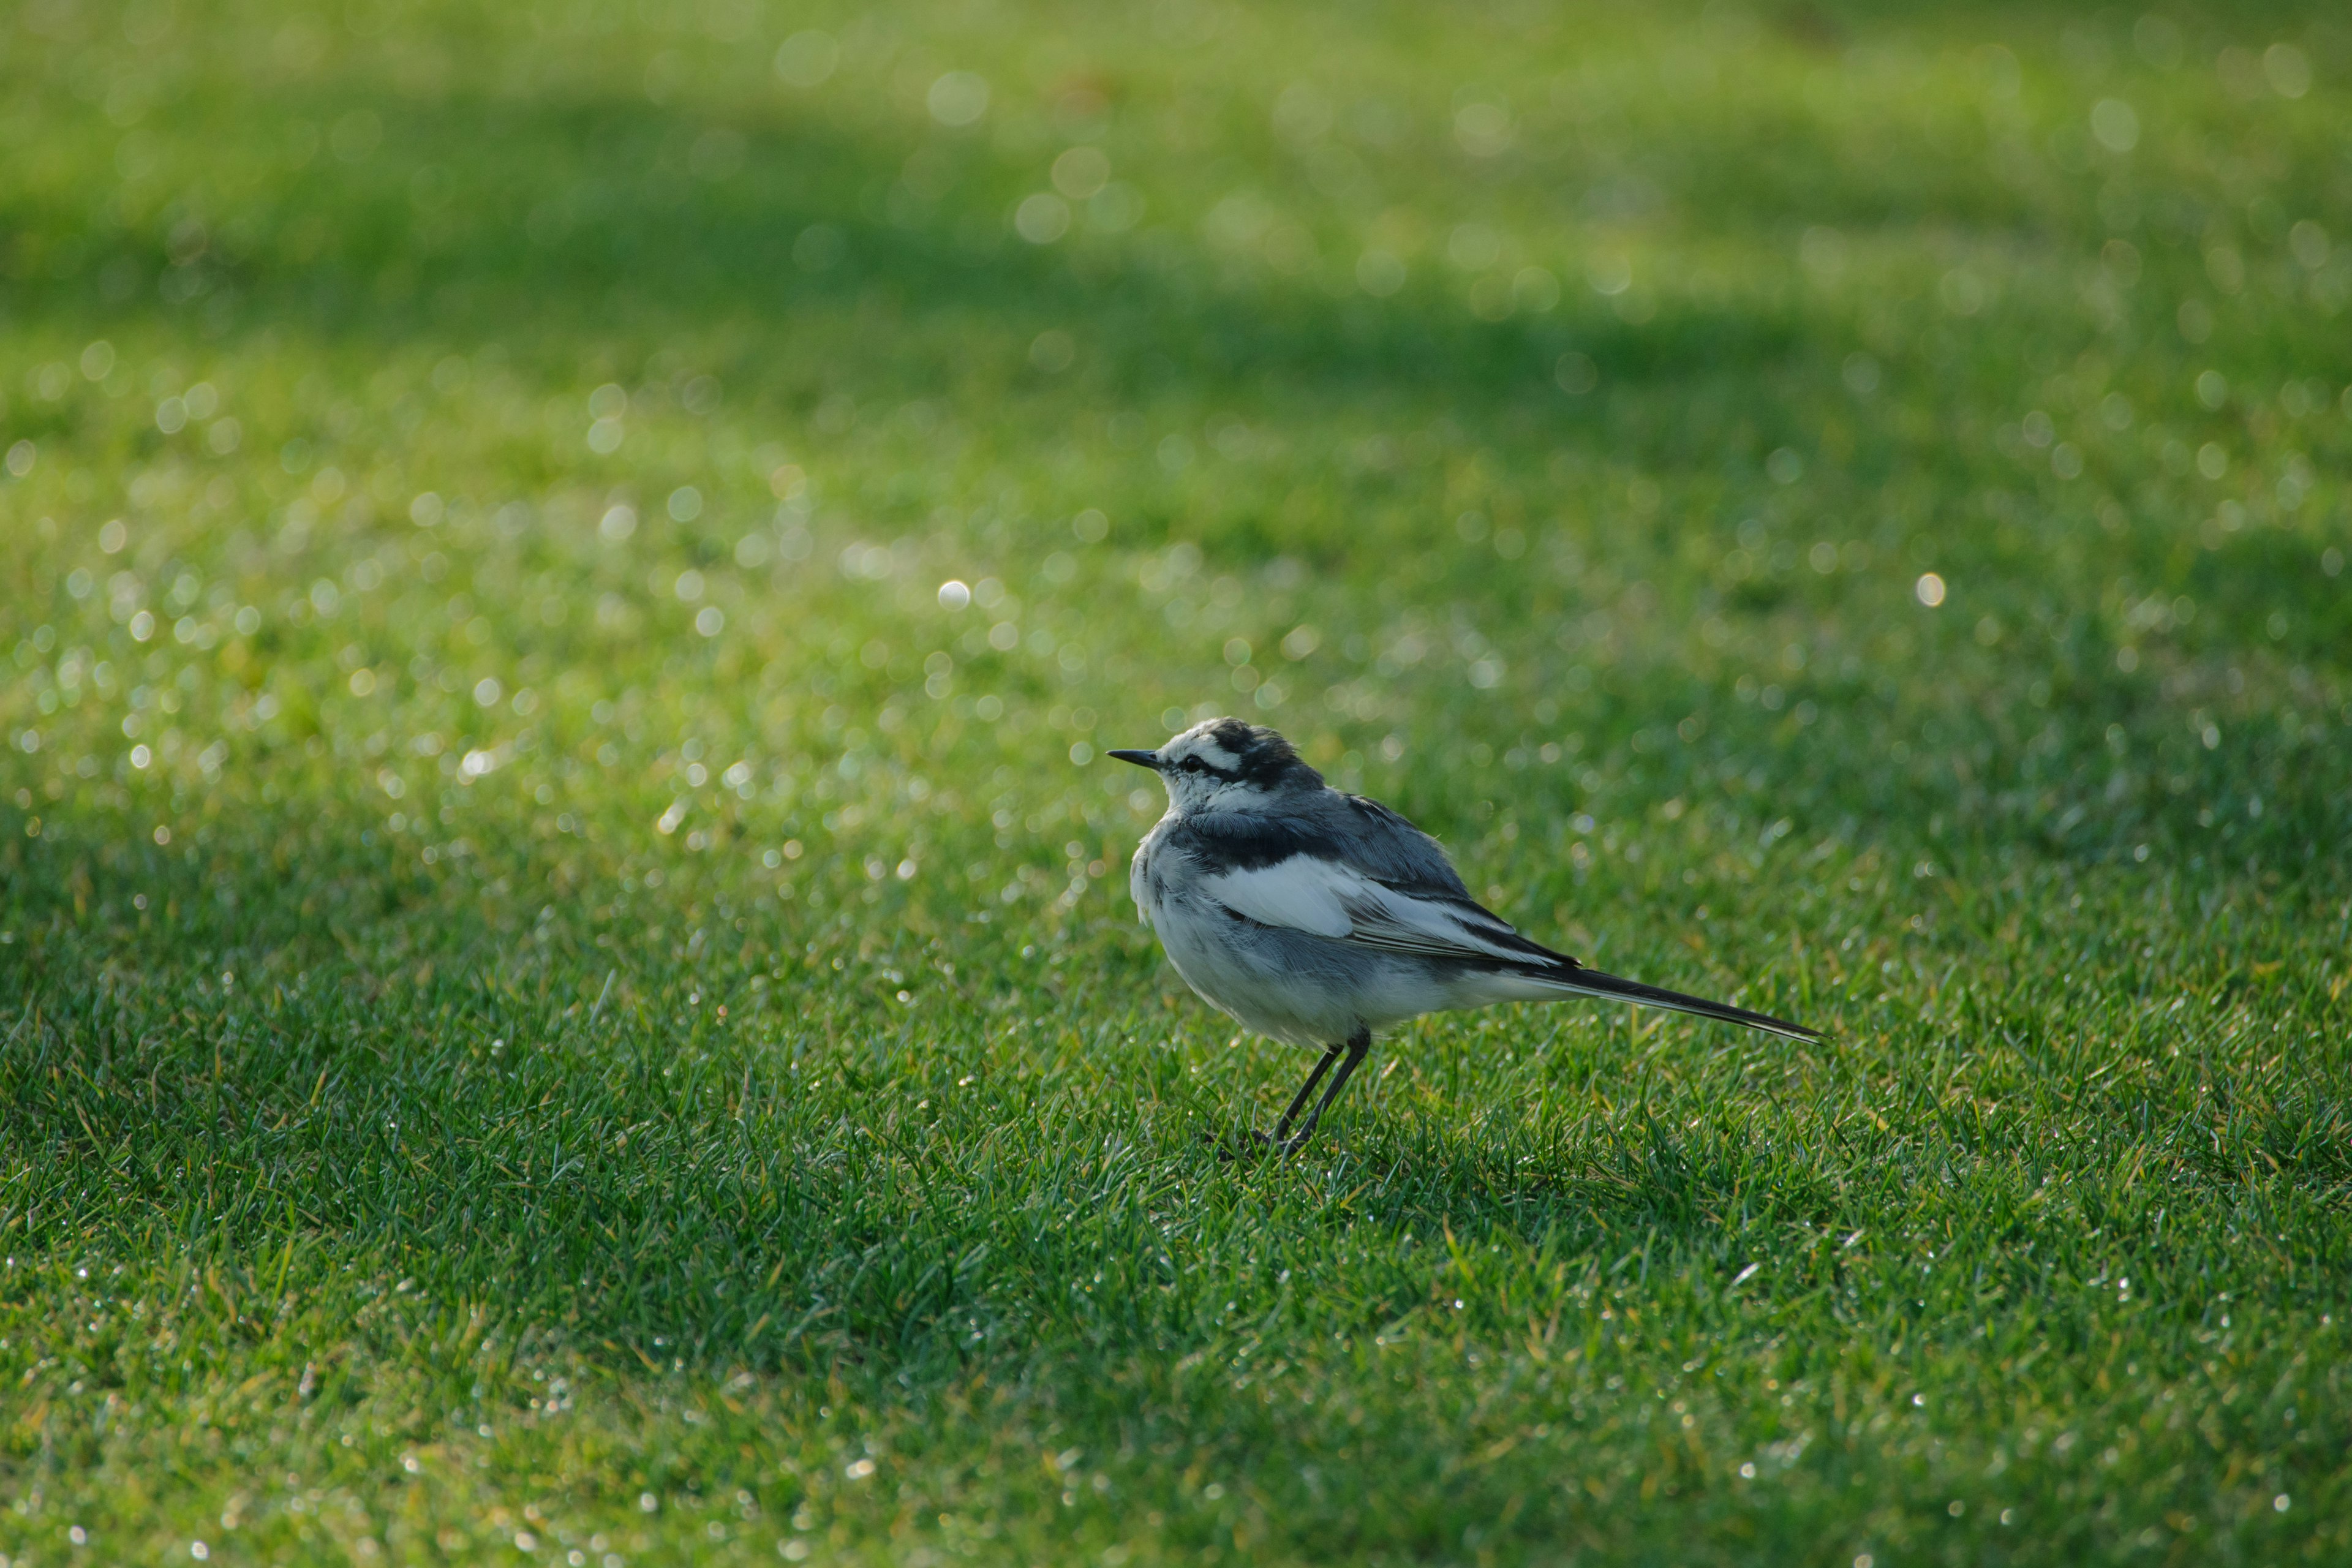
[4, 0, 2351, 1562]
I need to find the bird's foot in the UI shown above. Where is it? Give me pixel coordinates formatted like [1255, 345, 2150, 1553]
[1213, 1128, 1326, 1163]
[1207, 1128, 1295, 1163]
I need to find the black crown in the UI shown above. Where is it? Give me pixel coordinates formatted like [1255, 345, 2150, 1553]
[1204, 718, 1319, 788]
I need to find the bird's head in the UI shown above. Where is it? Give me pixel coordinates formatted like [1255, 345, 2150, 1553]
[1107, 717, 1322, 813]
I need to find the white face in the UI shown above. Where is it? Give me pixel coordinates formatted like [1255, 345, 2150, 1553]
[1150, 722, 1272, 813]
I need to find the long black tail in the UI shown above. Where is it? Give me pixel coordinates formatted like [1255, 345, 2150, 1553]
[1531, 965, 1820, 1041]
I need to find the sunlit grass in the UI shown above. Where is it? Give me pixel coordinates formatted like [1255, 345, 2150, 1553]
[2, 0, 2349, 1562]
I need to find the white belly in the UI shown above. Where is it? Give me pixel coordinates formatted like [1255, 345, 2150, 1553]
[1145, 887, 1455, 1047]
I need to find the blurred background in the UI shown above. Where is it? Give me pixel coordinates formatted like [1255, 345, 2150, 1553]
[1, 0, 2345, 943]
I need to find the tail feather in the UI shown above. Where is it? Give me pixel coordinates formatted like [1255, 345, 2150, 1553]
[1527, 964, 1820, 1042]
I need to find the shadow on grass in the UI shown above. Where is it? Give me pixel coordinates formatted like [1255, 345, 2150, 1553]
[0, 86, 1809, 440]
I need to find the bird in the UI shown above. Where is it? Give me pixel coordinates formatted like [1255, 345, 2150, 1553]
[1109, 717, 1818, 1154]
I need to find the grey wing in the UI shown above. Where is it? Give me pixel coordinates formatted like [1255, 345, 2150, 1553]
[1178, 801, 1823, 1042]
[1189, 847, 1574, 969]
[1321, 792, 1473, 900]
[1172, 793, 1472, 903]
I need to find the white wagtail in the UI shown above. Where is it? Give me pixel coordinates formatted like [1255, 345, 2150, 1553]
[1109, 717, 1818, 1153]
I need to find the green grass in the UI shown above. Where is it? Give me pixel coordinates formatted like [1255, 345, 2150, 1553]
[4, 0, 2351, 1561]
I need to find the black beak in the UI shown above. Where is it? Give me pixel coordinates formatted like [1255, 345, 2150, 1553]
[1106, 749, 1160, 769]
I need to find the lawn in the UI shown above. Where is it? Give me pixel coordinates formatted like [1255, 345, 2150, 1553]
[3, 0, 2350, 1562]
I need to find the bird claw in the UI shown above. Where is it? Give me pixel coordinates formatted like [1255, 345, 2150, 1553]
[1207, 1127, 1318, 1163]
[1208, 1128, 1301, 1163]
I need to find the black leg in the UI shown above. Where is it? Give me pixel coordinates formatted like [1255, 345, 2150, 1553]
[1278, 1027, 1371, 1155]
[1270, 1042, 1345, 1147]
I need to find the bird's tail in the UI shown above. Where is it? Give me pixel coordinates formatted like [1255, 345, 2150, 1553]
[1521, 965, 1820, 1041]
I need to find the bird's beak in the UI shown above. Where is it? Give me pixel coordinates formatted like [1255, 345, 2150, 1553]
[1106, 748, 1161, 769]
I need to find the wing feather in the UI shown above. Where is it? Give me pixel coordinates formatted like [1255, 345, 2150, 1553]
[1181, 828, 1820, 1040]
[1197, 860, 1355, 938]
[1338, 883, 1566, 967]
[1175, 800, 1472, 900]
[1200, 855, 1569, 970]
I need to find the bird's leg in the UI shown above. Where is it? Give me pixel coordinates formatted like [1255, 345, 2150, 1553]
[1268, 1042, 1345, 1147]
[1278, 1027, 1371, 1155]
